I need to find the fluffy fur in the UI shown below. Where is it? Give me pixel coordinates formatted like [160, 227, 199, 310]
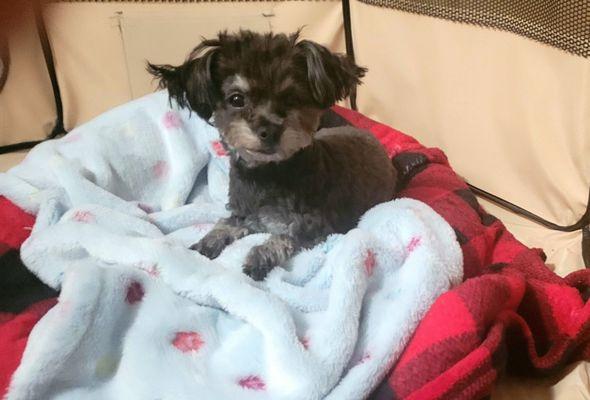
[149, 30, 398, 280]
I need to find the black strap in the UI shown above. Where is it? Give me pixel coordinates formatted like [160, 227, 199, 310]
[341, 0, 358, 111]
[34, 2, 66, 140]
[0, 3, 66, 155]
[0, 140, 45, 155]
[469, 183, 590, 268]
[468, 183, 590, 233]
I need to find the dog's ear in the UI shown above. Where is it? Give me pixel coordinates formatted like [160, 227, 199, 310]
[296, 40, 367, 108]
[147, 39, 220, 120]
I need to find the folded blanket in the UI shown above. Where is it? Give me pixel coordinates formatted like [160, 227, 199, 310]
[0, 92, 462, 400]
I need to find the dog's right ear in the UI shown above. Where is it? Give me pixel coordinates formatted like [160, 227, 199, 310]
[147, 39, 220, 121]
[295, 40, 366, 108]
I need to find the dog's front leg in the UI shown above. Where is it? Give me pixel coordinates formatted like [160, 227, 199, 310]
[243, 234, 298, 281]
[191, 216, 250, 259]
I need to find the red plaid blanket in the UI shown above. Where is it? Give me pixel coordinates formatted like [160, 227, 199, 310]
[1, 107, 589, 399]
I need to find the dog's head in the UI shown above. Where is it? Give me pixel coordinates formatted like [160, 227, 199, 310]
[148, 30, 366, 167]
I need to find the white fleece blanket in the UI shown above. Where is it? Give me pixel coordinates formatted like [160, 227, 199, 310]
[0, 92, 463, 400]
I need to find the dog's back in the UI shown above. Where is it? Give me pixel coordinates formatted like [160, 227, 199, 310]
[314, 127, 397, 232]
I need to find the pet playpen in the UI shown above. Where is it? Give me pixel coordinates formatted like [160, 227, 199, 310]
[0, 0, 588, 398]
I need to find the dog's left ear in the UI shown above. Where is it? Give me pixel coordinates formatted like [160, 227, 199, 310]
[296, 40, 367, 108]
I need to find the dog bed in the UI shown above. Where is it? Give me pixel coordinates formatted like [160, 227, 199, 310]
[1, 95, 589, 399]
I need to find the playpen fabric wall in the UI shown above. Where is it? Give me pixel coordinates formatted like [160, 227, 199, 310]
[0, 1, 588, 398]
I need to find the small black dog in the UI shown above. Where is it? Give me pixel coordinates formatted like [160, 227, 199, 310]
[149, 30, 397, 280]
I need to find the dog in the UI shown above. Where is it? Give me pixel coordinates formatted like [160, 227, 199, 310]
[148, 30, 397, 280]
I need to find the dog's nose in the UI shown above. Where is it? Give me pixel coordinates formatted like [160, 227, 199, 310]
[258, 129, 270, 140]
[256, 124, 281, 142]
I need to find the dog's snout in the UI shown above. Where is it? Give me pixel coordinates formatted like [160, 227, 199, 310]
[256, 123, 282, 142]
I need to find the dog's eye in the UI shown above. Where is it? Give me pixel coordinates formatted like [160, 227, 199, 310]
[227, 93, 245, 108]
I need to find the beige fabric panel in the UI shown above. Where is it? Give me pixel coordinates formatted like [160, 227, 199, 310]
[0, 152, 28, 172]
[0, 6, 55, 144]
[493, 362, 590, 400]
[350, 1, 589, 229]
[43, 1, 344, 130]
[121, 1, 344, 98]
[43, 3, 133, 131]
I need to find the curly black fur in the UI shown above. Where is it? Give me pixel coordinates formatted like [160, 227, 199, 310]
[149, 30, 397, 280]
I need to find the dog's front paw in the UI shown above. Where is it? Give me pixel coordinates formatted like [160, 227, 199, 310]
[191, 230, 232, 259]
[242, 235, 295, 281]
[242, 246, 277, 281]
